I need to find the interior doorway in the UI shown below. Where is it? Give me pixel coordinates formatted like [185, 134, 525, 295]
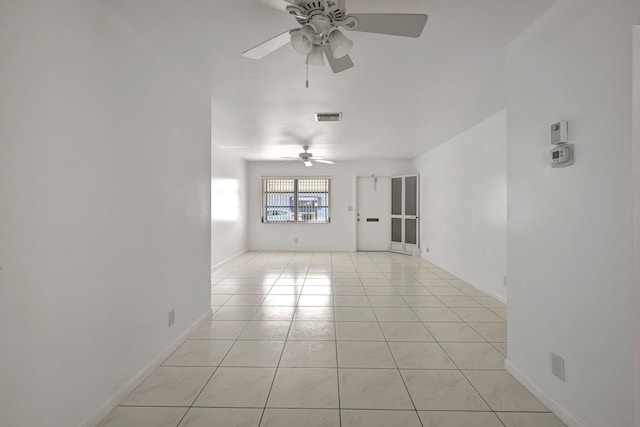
[356, 176, 391, 251]
[391, 175, 420, 255]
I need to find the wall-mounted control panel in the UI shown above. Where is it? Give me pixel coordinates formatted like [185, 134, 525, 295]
[550, 120, 574, 168]
[551, 121, 568, 145]
[551, 144, 574, 168]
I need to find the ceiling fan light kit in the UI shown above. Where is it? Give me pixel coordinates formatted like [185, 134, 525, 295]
[291, 25, 315, 55]
[243, 0, 428, 74]
[327, 29, 352, 58]
[306, 45, 326, 66]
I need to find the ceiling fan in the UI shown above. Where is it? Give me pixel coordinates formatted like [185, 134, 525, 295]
[243, 0, 428, 73]
[281, 145, 336, 167]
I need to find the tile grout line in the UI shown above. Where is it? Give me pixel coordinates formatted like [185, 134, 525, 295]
[257, 254, 308, 427]
[168, 253, 267, 426]
[397, 256, 505, 421]
[114, 252, 516, 427]
[403, 267, 507, 426]
[331, 252, 343, 427]
[173, 255, 262, 426]
[359, 253, 426, 427]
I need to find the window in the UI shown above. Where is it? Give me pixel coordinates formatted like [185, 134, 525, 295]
[262, 177, 330, 223]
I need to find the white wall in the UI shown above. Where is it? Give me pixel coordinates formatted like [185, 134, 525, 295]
[0, 2, 212, 426]
[211, 144, 248, 268]
[506, 1, 638, 426]
[413, 110, 507, 301]
[248, 160, 412, 251]
[633, 24, 640, 427]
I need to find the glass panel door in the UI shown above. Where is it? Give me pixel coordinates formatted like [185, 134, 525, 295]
[390, 175, 419, 254]
[391, 178, 403, 215]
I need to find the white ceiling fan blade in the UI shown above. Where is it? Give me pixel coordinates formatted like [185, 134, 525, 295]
[242, 30, 292, 60]
[304, 160, 313, 167]
[314, 159, 335, 164]
[258, 0, 296, 12]
[323, 46, 354, 73]
[280, 156, 300, 159]
[346, 13, 428, 38]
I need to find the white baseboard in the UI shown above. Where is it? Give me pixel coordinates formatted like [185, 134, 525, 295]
[471, 282, 507, 304]
[419, 254, 507, 304]
[81, 308, 212, 427]
[504, 359, 587, 427]
[211, 249, 248, 271]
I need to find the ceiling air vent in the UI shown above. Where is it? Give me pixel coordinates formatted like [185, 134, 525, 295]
[315, 112, 342, 122]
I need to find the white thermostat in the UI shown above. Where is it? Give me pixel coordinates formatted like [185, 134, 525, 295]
[551, 121, 568, 145]
[551, 144, 574, 168]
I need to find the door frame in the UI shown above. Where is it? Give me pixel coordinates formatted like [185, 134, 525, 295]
[355, 175, 391, 252]
[390, 174, 420, 255]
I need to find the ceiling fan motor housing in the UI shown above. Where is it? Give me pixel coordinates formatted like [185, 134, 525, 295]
[288, 0, 346, 24]
[287, 0, 358, 35]
[300, 145, 313, 159]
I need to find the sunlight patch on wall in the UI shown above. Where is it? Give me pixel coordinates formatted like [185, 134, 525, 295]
[212, 179, 240, 221]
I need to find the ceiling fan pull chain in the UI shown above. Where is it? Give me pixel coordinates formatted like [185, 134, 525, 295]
[305, 58, 310, 88]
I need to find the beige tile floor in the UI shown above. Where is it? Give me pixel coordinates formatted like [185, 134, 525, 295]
[99, 252, 566, 427]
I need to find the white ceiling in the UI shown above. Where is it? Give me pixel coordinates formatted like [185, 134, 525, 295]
[109, 0, 555, 162]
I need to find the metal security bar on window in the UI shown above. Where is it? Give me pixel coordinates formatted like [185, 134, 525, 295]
[263, 178, 295, 223]
[297, 178, 330, 223]
[262, 177, 330, 224]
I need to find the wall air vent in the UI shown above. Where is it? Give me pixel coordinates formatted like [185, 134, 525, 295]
[315, 112, 342, 122]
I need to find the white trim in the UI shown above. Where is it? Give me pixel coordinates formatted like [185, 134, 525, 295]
[80, 308, 212, 427]
[505, 359, 587, 427]
[353, 175, 359, 252]
[419, 254, 507, 304]
[211, 249, 249, 271]
[470, 281, 506, 304]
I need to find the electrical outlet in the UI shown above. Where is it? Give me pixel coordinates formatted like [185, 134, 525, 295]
[168, 309, 175, 328]
[294, 238, 298, 244]
[425, 245, 429, 253]
[551, 353, 565, 381]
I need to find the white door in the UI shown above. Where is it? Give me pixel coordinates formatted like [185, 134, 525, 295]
[357, 176, 390, 251]
[391, 175, 419, 255]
